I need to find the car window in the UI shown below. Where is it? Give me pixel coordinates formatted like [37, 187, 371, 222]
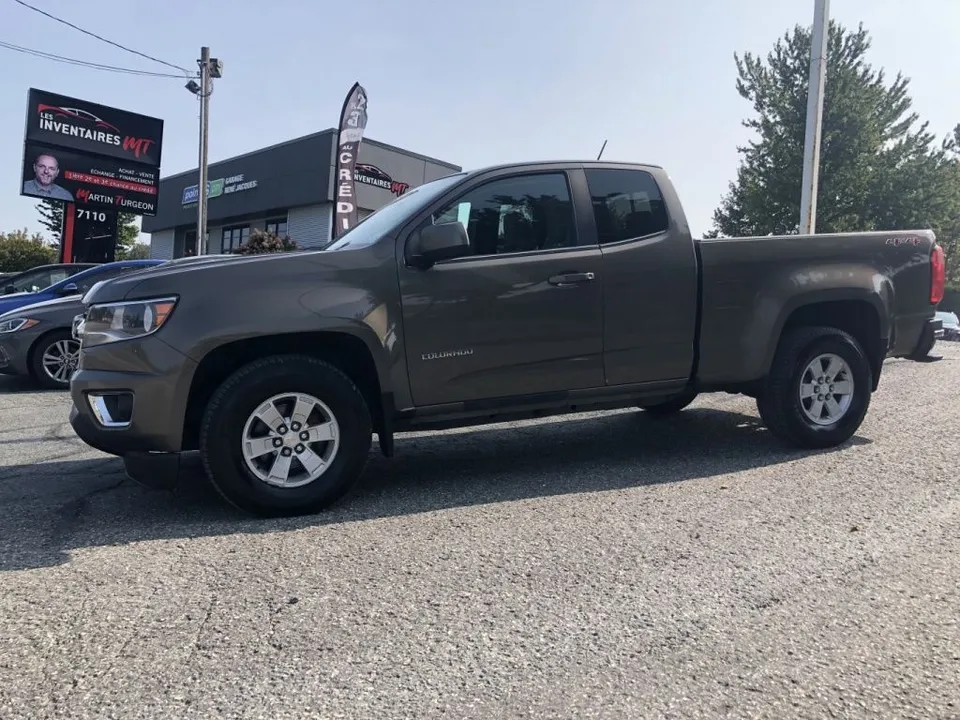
[73, 266, 143, 294]
[584, 168, 669, 244]
[427, 172, 579, 257]
[10, 268, 66, 293]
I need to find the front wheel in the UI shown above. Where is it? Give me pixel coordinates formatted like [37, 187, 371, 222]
[30, 330, 80, 389]
[757, 326, 872, 449]
[199, 355, 372, 517]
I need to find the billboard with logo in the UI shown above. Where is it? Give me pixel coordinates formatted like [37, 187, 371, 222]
[21, 142, 158, 215]
[23, 88, 164, 168]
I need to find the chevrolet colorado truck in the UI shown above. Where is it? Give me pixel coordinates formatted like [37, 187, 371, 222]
[68, 161, 947, 517]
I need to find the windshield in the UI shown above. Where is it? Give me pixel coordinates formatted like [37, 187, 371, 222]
[323, 172, 466, 252]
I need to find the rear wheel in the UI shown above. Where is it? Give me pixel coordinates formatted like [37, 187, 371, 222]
[757, 326, 871, 449]
[199, 355, 372, 517]
[30, 330, 80, 389]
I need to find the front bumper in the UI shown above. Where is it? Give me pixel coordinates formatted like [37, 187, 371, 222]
[68, 334, 198, 490]
[69, 403, 182, 489]
[0, 333, 32, 376]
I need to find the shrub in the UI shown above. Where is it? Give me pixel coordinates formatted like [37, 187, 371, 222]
[233, 229, 300, 255]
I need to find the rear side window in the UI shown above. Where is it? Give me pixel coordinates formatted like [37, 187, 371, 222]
[584, 169, 669, 244]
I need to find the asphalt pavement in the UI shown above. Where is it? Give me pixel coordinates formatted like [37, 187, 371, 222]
[0, 346, 958, 719]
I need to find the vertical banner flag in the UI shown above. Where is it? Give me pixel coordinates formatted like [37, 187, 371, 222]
[333, 82, 369, 238]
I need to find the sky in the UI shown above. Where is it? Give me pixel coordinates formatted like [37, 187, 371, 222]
[2, 0, 959, 243]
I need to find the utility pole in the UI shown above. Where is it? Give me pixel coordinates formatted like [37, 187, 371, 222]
[196, 46, 211, 255]
[799, 0, 829, 235]
[185, 47, 222, 255]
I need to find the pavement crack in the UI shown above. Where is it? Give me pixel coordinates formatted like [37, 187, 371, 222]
[185, 594, 217, 667]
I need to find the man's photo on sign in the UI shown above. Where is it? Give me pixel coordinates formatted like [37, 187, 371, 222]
[22, 152, 74, 202]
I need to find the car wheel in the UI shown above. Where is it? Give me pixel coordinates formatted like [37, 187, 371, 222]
[757, 326, 872, 449]
[30, 329, 80, 390]
[200, 354, 372, 517]
[639, 390, 698, 417]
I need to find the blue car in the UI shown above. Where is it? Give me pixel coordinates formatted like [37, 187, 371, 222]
[0, 259, 164, 316]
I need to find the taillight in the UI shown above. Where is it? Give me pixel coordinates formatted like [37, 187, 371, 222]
[930, 243, 945, 305]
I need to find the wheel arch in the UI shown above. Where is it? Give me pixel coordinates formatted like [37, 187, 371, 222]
[767, 292, 888, 391]
[27, 325, 77, 384]
[181, 331, 387, 452]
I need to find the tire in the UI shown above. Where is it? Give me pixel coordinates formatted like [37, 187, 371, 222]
[756, 326, 872, 449]
[30, 329, 80, 390]
[199, 354, 372, 517]
[640, 390, 698, 417]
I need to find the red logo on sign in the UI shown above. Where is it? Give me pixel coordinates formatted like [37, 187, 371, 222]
[76, 188, 90, 202]
[122, 136, 155, 160]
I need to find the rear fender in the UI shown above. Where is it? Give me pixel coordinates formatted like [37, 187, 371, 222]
[748, 265, 893, 381]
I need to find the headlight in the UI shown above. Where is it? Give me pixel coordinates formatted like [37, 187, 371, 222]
[0, 317, 39, 334]
[82, 297, 177, 347]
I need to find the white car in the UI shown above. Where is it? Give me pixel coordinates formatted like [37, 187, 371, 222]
[935, 310, 959, 341]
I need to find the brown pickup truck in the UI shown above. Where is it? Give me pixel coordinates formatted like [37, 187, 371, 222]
[68, 160, 946, 516]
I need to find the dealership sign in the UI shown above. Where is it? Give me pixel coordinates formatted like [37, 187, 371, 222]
[24, 88, 164, 168]
[355, 164, 409, 197]
[22, 142, 158, 215]
[181, 173, 258, 205]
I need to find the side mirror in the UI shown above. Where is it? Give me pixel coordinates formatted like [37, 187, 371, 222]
[58, 282, 79, 296]
[407, 221, 471, 269]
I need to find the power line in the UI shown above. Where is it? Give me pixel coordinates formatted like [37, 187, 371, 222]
[0, 39, 188, 78]
[11, 0, 193, 76]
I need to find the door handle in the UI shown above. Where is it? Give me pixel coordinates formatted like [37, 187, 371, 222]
[548, 272, 596, 287]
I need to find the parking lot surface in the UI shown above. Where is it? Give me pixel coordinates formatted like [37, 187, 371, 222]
[1, 346, 958, 720]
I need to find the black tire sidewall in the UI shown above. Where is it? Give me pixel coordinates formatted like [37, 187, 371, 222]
[201, 357, 372, 516]
[776, 331, 871, 447]
[31, 330, 78, 389]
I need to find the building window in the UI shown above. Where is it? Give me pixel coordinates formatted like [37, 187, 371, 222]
[221, 225, 250, 253]
[265, 218, 288, 237]
[183, 230, 197, 257]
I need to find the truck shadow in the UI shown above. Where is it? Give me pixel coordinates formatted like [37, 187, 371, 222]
[0, 406, 870, 571]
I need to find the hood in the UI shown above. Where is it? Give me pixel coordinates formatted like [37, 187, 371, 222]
[0, 291, 51, 315]
[0, 293, 82, 320]
[82, 249, 356, 305]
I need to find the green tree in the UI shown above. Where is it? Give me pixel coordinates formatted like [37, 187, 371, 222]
[115, 213, 140, 258]
[35, 200, 64, 241]
[0, 229, 58, 272]
[710, 21, 960, 282]
[124, 242, 152, 259]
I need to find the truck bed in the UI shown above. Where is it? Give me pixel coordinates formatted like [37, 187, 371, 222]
[695, 229, 938, 387]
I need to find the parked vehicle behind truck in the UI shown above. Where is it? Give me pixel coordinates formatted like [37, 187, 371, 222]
[68, 161, 946, 516]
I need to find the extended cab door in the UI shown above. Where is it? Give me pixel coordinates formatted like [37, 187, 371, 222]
[398, 167, 604, 407]
[584, 167, 699, 386]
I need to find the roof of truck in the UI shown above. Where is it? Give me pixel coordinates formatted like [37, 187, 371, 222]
[465, 160, 665, 174]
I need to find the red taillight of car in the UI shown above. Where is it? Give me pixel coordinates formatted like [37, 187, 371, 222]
[930, 243, 946, 305]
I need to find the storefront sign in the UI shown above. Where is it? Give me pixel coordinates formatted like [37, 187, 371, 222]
[22, 142, 158, 215]
[24, 88, 164, 168]
[181, 173, 258, 205]
[355, 164, 410, 197]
